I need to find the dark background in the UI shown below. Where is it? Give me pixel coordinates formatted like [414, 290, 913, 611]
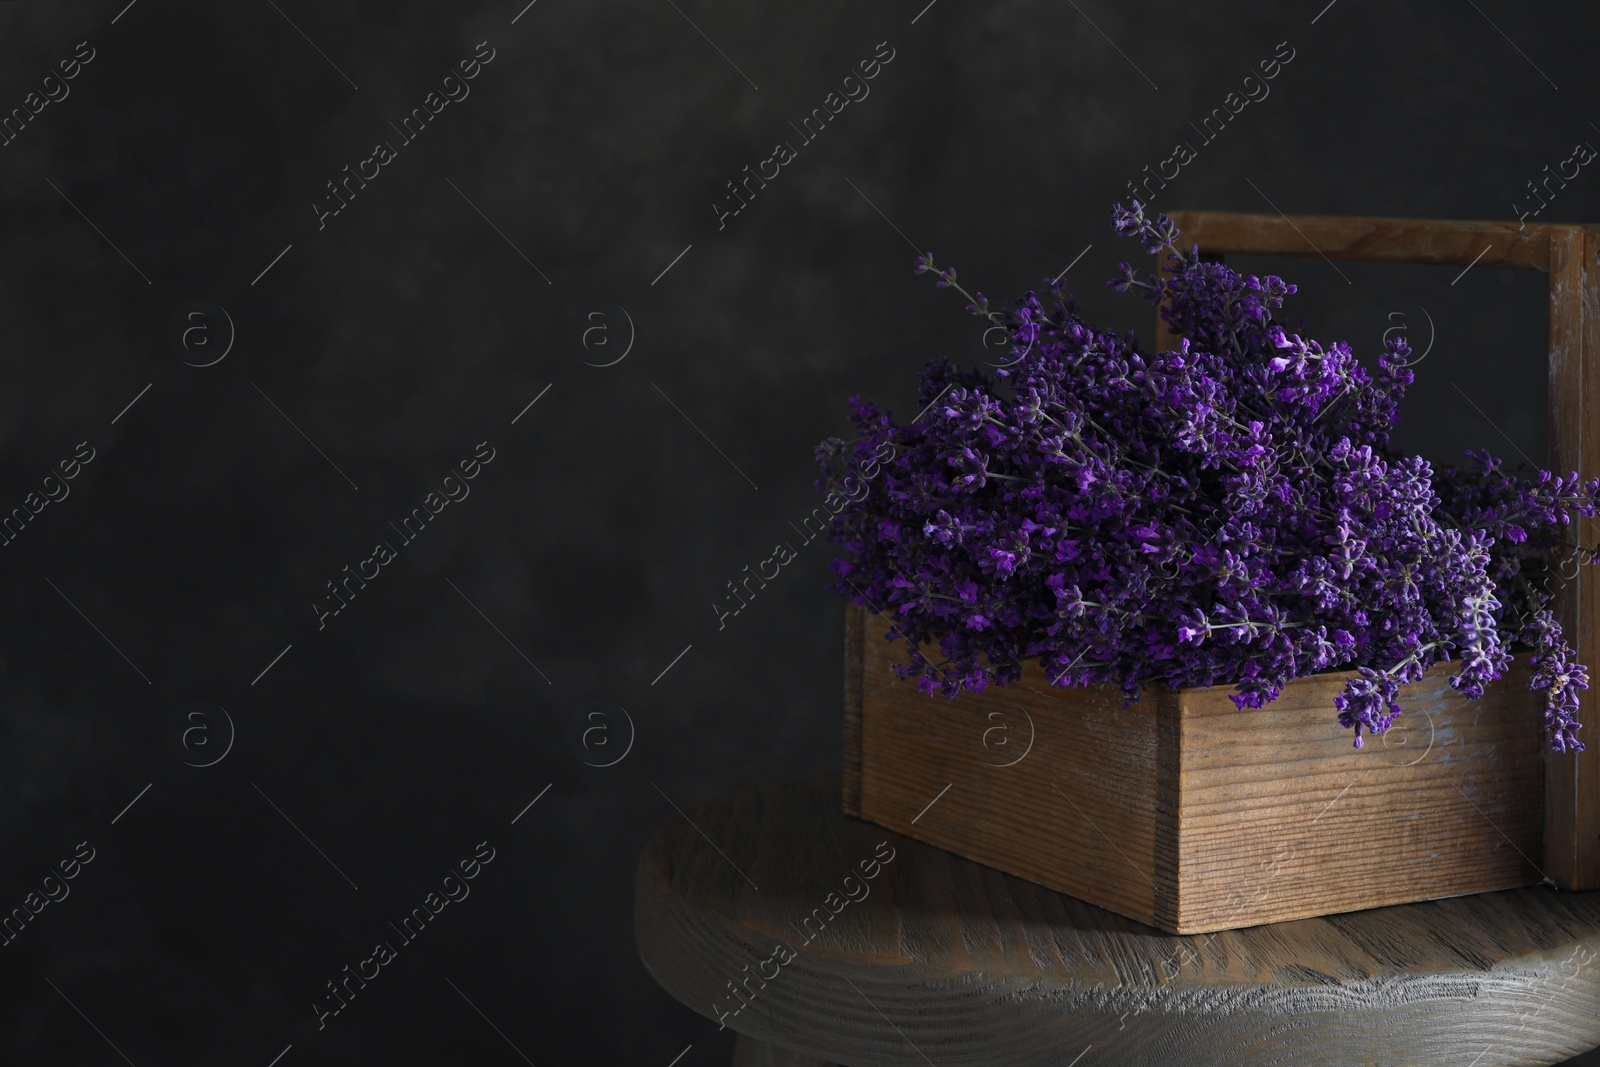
[0, 0, 1597, 1063]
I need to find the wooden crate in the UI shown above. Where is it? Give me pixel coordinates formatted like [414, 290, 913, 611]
[843, 604, 1548, 934]
[840, 211, 1599, 929]
[1163, 211, 1600, 891]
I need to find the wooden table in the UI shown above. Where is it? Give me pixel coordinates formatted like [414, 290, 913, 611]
[635, 776, 1600, 1066]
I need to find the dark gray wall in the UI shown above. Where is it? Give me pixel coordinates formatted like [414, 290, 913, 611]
[1, 0, 1597, 1063]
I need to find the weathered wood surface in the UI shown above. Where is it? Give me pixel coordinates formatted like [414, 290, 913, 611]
[1170, 656, 1544, 931]
[1165, 210, 1557, 271]
[1547, 224, 1600, 890]
[635, 775, 1600, 1067]
[846, 605, 1545, 933]
[1151, 210, 1600, 891]
[843, 603, 1163, 927]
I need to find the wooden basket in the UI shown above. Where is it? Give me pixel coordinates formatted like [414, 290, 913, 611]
[845, 604, 1545, 933]
[841, 211, 1600, 932]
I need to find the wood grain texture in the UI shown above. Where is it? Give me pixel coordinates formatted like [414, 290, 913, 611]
[848, 609, 1546, 933]
[1546, 225, 1600, 890]
[1580, 225, 1600, 887]
[635, 775, 1600, 1067]
[1152, 210, 1600, 891]
[1171, 662, 1544, 929]
[848, 603, 1162, 926]
[1166, 210, 1554, 270]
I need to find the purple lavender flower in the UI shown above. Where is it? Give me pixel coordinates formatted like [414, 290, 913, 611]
[817, 202, 1600, 751]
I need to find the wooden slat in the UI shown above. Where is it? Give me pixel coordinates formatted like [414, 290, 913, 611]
[1151, 685, 1184, 932]
[854, 612, 1161, 927]
[1582, 226, 1600, 885]
[1548, 226, 1582, 887]
[1173, 663, 1544, 930]
[1167, 210, 1553, 270]
[852, 613, 1544, 933]
[1547, 225, 1600, 889]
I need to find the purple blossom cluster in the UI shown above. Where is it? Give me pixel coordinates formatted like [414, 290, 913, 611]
[816, 203, 1600, 751]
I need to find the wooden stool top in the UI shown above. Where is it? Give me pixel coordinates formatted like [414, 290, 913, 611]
[635, 775, 1600, 1067]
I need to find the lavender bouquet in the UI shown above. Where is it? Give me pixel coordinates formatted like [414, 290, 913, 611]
[816, 203, 1598, 751]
